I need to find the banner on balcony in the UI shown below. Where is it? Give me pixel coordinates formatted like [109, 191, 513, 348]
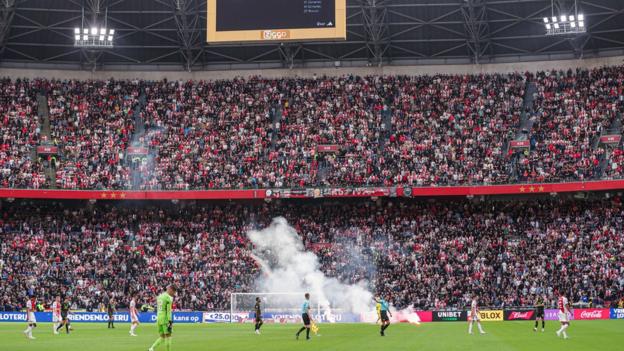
[317, 145, 341, 153]
[126, 147, 149, 156]
[37, 145, 59, 155]
[510, 140, 530, 148]
[600, 135, 622, 145]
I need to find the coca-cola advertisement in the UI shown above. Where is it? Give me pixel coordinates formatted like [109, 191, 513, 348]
[504, 309, 535, 320]
[574, 308, 609, 320]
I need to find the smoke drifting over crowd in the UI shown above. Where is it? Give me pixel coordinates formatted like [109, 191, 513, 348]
[246, 217, 375, 316]
[246, 217, 422, 324]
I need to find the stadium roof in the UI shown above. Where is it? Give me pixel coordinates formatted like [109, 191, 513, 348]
[1, 0, 624, 72]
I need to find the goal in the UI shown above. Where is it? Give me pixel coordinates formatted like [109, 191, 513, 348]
[230, 292, 322, 323]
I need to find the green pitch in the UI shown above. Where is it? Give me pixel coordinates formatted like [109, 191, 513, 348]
[2, 321, 623, 351]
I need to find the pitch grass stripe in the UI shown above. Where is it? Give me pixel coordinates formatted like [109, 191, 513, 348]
[0, 321, 622, 351]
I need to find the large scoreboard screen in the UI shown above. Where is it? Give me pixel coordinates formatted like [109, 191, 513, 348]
[207, 0, 346, 43]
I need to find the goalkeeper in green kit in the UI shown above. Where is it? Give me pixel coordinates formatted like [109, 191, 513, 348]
[148, 285, 177, 351]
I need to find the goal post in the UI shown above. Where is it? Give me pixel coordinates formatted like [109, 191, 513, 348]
[230, 292, 321, 323]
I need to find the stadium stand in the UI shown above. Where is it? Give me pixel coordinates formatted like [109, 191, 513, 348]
[47, 79, 139, 190]
[516, 67, 624, 183]
[1, 198, 622, 311]
[2, 63, 624, 315]
[0, 78, 46, 189]
[2, 67, 624, 191]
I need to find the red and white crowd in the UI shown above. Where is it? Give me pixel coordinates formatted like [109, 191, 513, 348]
[518, 67, 624, 183]
[47, 79, 140, 189]
[1, 198, 622, 311]
[1, 66, 623, 190]
[0, 78, 46, 189]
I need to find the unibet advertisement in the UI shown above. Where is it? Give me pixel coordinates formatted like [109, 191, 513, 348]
[432, 311, 467, 322]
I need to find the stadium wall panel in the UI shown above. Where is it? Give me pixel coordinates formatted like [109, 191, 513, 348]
[544, 309, 573, 321]
[610, 309, 624, 319]
[432, 311, 467, 322]
[1, 55, 623, 81]
[504, 309, 536, 321]
[573, 308, 610, 320]
[3, 180, 624, 200]
[474, 310, 504, 321]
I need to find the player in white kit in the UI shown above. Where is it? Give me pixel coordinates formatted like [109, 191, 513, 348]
[468, 295, 486, 335]
[129, 294, 140, 336]
[556, 293, 571, 339]
[52, 296, 62, 335]
[23, 296, 37, 339]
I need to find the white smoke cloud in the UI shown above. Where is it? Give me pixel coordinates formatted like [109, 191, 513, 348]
[246, 217, 374, 317]
[246, 217, 421, 325]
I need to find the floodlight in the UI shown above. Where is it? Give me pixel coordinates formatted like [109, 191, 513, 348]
[545, 2, 586, 36]
[74, 10, 114, 48]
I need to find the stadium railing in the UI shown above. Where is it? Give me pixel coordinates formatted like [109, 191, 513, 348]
[2, 179, 624, 200]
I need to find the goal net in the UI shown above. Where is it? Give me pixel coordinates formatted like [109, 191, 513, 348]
[230, 293, 322, 324]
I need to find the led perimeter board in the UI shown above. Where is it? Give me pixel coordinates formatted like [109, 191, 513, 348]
[207, 0, 346, 43]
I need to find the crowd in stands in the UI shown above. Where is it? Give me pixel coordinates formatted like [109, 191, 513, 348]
[1, 198, 623, 312]
[0, 78, 46, 189]
[42, 73, 529, 190]
[379, 73, 525, 186]
[1, 66, 623, 190]
[517, 67, 624, 183]
[138, 73, 527, 188]
[605, 148, 624, 179]
[47, 79, 140, 190]
[140, 78, 279, 190]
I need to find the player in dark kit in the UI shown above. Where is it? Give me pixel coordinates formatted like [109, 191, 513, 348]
[107, 297, 116, 329]
[254, 297, 263, 334]
[533, 295, 545, 332]
[56, 297, 72, 334]
[295, 293, 312, 341]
